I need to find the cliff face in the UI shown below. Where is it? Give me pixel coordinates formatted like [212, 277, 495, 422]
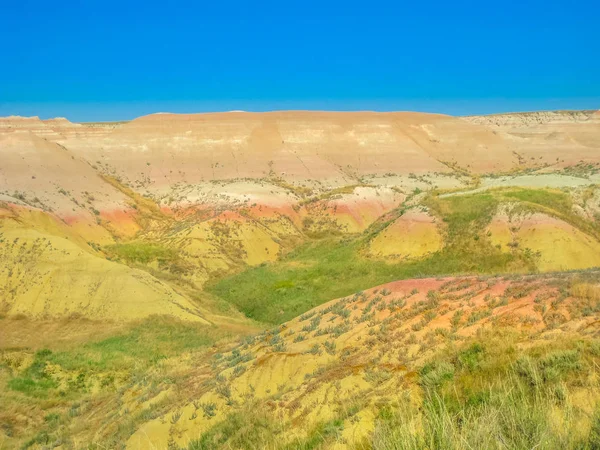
[3, 110, 599, 190]
[464, 109, 600, 127]
[463, 110, 600, 151]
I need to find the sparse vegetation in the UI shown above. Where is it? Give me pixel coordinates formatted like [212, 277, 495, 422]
[3, 112, 600, 450]
[366, 333, 600, 450]
[105, 241, 178, 265]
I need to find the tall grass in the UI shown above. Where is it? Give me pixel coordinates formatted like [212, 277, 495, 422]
[363, 335, 600, 450]
[188, 406, 284, 450]
[188, 402, 357, 450]
[571, 282, 600, 303]
[368, 378, 599, 450]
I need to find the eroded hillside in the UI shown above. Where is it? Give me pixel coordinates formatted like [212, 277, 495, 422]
[1, 111, 600, 320]
[1, 110, 600, 448]
[3, 272, 600, 448]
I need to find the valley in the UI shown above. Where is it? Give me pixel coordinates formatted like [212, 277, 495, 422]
[1, 110, 600, 448]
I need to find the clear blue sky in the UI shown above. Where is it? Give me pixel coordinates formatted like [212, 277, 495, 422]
[1, 0, 599, 121]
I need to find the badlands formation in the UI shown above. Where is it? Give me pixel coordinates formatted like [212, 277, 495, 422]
[1, 110, 600, 448]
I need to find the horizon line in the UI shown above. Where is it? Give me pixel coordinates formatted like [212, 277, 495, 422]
[2, 107, 598, 124]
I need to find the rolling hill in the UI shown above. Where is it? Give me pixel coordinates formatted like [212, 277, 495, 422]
[1, 109, 600, 449]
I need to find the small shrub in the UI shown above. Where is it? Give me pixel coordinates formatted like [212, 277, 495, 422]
[200, 402, 217, 419]
[419, 362, 455, 389]
[323, 340, 336, 355]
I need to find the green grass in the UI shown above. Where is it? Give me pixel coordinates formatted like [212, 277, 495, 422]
[106, 241, 177, 264]
[6, 185, 600, 447]
[7, 316, 228, 399]
[7, 349, 59, 397]
[210, 192, 529, 324]
[106, 240, 196, 276]
[502, 188, 572, 213]
[425, 193, 498, 238]
[8, 374, 58, 398]
[49, 316, 225, 371]
[500, 187, 600, 239]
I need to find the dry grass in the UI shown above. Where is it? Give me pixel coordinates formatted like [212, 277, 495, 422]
[571, 282, 600, 302]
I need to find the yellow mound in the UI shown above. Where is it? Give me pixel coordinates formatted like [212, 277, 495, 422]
[487, 214, 514, 250]
[0, 203, 115, 246]
[0, 225, 205, 322]
[488, 212, 600, 272]
[368, 210, 442, 259]
[174, 213, 280, 270]
[518, 215, 600, 271]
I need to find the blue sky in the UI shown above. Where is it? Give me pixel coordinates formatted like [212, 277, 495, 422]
[1, 0, 599, 121]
